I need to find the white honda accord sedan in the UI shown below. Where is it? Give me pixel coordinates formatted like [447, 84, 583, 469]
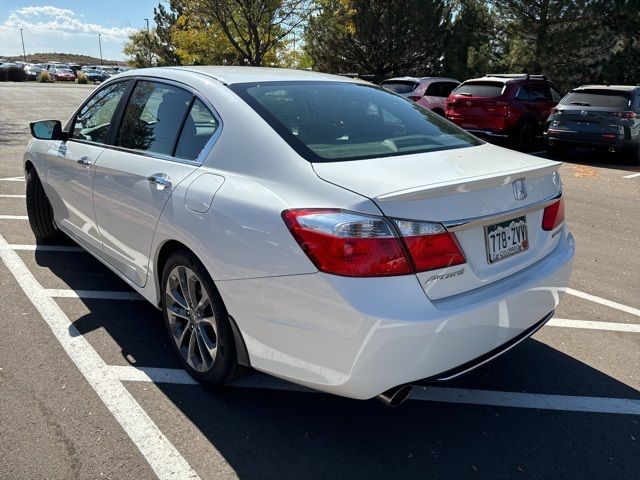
[24, 67, 574, 405]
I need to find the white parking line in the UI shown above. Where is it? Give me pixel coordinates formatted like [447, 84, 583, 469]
[0, 176, 25, 182]
[549, 318, 640, 332]
[623, 172, 640, 179]
[0, 215, 28, 220]
[108, 366, 640, 416]
[565, 288, 640, 317]
[45, 289, 142, 301]
[0, 232, 201, 480]
[0, 244, 83, 252]
[0, 194, 26, 198]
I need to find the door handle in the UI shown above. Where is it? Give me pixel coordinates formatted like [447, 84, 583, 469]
[147, 173, 172, 190]
[77, 157, 91, 167]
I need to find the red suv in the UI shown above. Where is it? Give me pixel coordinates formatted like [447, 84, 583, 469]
[445, 74, 563, 150]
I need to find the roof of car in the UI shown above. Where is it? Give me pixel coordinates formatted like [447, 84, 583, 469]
[125, 66, 369, 85]
[467, 75, 550, 84]
[574, 85, 640, 92]
[382, 76, 460, 84]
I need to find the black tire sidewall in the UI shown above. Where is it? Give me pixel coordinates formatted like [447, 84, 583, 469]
[160, 250, 237, 385]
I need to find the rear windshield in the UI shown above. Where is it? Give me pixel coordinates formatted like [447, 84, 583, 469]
[380, 81, 418, 94]
[560, 90, 631, 109]
[452, 81, 504, 97]
[230, 81, 482, 162]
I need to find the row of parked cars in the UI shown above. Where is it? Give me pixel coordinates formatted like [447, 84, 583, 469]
[0, 60, 130, 83]
[381, 74, 640, 163]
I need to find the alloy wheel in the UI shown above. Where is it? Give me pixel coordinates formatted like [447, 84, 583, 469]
[164, 265, 218, 372]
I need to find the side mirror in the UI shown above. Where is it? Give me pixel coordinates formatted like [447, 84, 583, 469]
[30, 120, 68, 141]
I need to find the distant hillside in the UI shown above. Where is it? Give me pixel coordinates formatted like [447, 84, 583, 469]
[3, 52, 127, 66]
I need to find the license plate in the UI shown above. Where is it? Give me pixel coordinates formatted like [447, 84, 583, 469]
[485, 216, 529, 264]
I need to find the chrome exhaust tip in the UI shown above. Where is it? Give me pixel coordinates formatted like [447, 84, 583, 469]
[548, 140, 554, 146]
[609, 147, 616, 153]
[377, 384, 413, 407]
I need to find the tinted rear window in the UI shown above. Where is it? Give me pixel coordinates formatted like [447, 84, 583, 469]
[453, 81, 504, 97]
[560, 90, 632, 109]
[380, 81, 418, 94]
[230, 81, 482, 162]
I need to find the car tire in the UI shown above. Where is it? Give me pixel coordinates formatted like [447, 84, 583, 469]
[546, 143, 565, 158]
[628, 144, 640, 166]
[161, 250, 241, 385]
[26, 168, 61, 243]
[511, 119, 537, 152]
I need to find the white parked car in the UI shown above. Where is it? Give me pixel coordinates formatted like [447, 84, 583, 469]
[25, 67, 574, 406]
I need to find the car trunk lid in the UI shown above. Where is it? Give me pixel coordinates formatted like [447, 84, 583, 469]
[312, 144, 564, 300]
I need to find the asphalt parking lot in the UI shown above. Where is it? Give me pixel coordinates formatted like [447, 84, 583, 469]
[0, 82, 638, 480]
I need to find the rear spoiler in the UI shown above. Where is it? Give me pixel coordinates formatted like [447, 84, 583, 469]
[376, 162, 561, 202]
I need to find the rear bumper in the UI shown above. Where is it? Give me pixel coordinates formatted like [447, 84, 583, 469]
[218, 229, 575, 400]
[545, 129, 637, 150]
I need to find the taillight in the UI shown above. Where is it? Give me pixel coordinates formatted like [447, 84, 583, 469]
[393, 220, 466, 272]
[282, 209, 411, 277]
[408, 94, 422, 102]
[612, 111, 637, 119]
[282, 209, 466, 277]
[542, 198, 565, 231]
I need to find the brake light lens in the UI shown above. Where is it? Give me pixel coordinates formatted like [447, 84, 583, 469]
[282, 209, 411, 276]
[542, 198, 565, 231]
[408, 94, 422, 102]
[282, 209, 466, 277]
[612, 111, 637, 119]
[393, 220, 466, 272]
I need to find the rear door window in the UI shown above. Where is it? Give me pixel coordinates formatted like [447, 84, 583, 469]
[452, 81, 504, 97]
[560, 90, 632, 109]
[381, 81, 418, 94]
[175, 98, 220, 160]
[425, 82, 459, 97]
[117, 81, 192, 155]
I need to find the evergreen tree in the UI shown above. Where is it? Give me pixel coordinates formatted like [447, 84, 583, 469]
[304, 0, 452, 82]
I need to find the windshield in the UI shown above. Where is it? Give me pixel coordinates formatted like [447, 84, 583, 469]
[561, 90, 631, 109]
[230, 81, 482, 162]
[453, 81, 504, 97]
[380, 81, 418, 94]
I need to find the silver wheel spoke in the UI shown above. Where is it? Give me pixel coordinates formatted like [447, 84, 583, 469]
[167, 304, 189, 321]
[177, 266, 190, 307]
[167, 285, 188, 310]
[186, 327, 198, 370]
[196, 293, 210, 316]
[195, 327, 213, 369]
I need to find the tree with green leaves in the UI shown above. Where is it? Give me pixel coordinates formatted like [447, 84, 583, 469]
[442, 0, 501, 80]
[490, 0, 617, 88]
[305, 0, 452, 82]
[183, 0, 315, 66]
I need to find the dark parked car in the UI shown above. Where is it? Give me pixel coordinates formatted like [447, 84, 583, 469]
[544, 85, 640, 163]
[24, 64, 43, 80]
[446, 74, 563, 151]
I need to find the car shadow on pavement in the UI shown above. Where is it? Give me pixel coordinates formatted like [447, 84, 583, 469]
[149, 340, 640, 480]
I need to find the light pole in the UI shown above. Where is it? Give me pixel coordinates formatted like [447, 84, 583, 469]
[144, 18, 152, 67]
[98, 33, 103, 66]
[20, 28, 26, 62]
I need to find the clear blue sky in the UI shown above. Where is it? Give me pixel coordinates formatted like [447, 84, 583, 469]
[0, 1, 161, 60]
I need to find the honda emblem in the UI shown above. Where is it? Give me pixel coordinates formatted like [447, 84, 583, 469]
[513, 178, 527, 200]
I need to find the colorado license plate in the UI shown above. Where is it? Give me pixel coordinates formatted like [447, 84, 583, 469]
[485, 216, 529, 263]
